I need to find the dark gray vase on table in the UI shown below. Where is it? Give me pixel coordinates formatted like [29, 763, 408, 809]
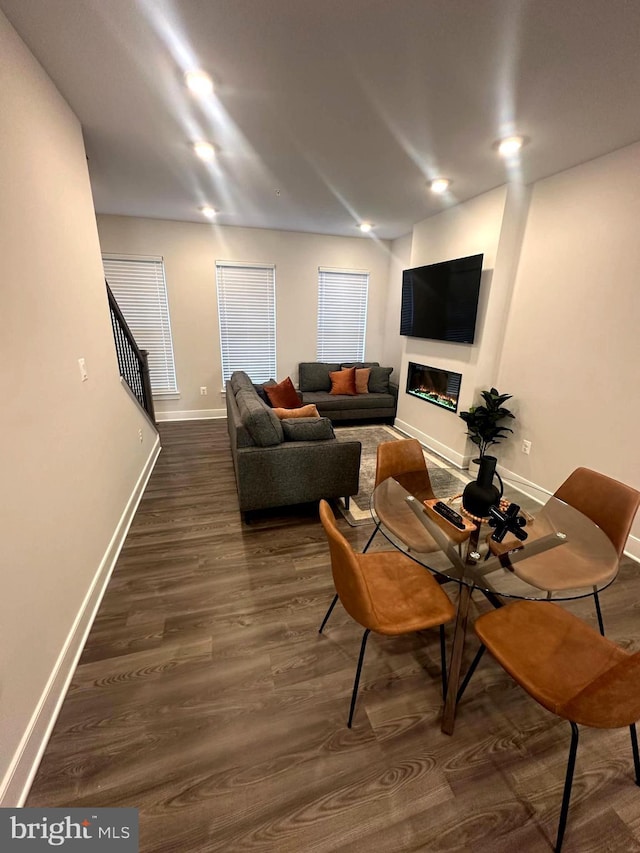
[462, 455, 503, 518]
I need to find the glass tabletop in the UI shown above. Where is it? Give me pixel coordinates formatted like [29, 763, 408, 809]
[371, 470, 619, 601]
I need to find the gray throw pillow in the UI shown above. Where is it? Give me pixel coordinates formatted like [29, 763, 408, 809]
[253, 379, 276, 406]
[281, 417, 335, 441]
[298, 362, 341, 392]
[368, 366, 393, 393]
[340, 362, 380, 369]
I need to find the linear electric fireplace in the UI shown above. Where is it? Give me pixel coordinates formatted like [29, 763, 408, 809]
[406, 361, 462, 412]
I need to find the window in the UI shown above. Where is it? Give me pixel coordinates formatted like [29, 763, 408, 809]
[102, 254, 178, 395]
[216, 261, 276, 383]
[317, 267, 369, 362]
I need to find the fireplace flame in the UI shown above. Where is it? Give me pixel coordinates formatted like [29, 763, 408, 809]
[406, 362, 462, 413]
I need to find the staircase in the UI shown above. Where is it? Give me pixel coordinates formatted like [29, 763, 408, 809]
[106, 282, 156, 425]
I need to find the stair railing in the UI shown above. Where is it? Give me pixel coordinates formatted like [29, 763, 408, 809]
[106, 281, 156, 424]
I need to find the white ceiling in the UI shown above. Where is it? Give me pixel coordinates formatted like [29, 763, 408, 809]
[3, 0, 640, 240]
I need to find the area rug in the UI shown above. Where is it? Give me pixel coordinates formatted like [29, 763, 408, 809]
[333, 424, 472, 526]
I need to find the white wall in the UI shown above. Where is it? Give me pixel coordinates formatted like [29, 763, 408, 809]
[497, 142, 640, 548]
[0, 12, 158, 803]
[381, 232, 412, 383]
[395, 187, 509, 464]
[96, 216, 394, 419]
[389, 146, 640, 554]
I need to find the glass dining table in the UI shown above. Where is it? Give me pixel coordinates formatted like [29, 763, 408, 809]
[370, 468, 620, 734]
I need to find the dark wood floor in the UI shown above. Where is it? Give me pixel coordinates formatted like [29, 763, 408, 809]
[27, 420, 640, 851]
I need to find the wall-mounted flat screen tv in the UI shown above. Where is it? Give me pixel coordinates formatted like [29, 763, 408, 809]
[400, 253, 483, 344]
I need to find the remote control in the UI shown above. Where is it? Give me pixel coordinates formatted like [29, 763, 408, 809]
[432, 501, 466, 529]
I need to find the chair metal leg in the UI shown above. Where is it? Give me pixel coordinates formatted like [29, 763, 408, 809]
[348, 629, 371, 728]
[555, 722, 579, 853]
[456, 644, 486, 703]
[344, 496, 350, 510]
[439, 624, 448, 700]
[630, 723, 640, 786]
[593, 587, 605, 636]
[318, 593, 339, 634]
[362, 521, 381, 553]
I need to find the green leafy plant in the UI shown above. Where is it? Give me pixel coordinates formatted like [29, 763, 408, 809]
[459, 387, 515, 458]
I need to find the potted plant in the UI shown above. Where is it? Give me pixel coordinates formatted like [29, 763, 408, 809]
[458, 388, 516, 517]
[459, 387, 515, 460]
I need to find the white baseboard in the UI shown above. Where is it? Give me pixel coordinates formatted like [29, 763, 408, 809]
[0, 435, 162, 807]
[393, 418, 467, 468]
[155, 408, 226, 422]
[626, 535, 640, 563]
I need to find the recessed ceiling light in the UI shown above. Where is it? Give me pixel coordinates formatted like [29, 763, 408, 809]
[497, 135, 525, 157]
[200, 205, 216, 219]
[193, 141, 216, 161]
[430, 178, 451, 194]
[184, 70, 214, 96]
[359, 222, 373, 233]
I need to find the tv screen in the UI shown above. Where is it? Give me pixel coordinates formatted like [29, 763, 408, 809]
[400, 253, 483, 344]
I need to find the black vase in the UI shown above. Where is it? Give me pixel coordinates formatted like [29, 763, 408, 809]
[462, 455, 502, 518]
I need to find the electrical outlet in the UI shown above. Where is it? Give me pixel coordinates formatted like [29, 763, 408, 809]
[200, 386, 208, 396]
[522, 439, 532, 455]
[138, 429, 143, 443]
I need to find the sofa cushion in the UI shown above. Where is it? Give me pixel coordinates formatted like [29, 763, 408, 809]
[235, 389, 283, 446]
[301, 391, 396, 411]
[264, 376, 300, 408]
[299, 362, 341, 392]
[330, 367, 357, 395]
[369, 366, 393, 394]
[281, 417, 335, 441]
[272, 404, 320, 419]
[229, 370, 255, 394]
[340, 362, 380, 369]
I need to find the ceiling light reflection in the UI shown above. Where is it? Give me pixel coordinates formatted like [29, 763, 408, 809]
[430, 178, 451, 194]
[497, 135, 524, 157]
[193, 141, 216, 161]
[185, 70, 214, 96]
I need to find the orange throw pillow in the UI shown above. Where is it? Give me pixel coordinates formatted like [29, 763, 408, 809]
[264, 376, 300, 408]
[272, 404, 320, 419]
[329, 367, 357, 395]
[354, 367, 370, 394]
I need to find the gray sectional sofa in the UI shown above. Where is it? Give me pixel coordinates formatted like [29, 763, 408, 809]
[297, 361, 398, 422]
[226, 370, 361, 519]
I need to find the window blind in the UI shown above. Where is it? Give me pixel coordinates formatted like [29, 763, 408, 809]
[102, 255, 178, 395]
[317, 267, 369, 362]
[216, 261, 276, 383]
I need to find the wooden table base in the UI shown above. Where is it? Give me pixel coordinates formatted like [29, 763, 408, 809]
[441, 581, 474, 734]
[441, 520, 481, 734]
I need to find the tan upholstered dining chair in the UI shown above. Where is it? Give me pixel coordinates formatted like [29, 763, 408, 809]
[366, 438, 472, 556]
[317, 500, 455, 728]
[487, 467, 640, 634]
[468, 600, 640, 852]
